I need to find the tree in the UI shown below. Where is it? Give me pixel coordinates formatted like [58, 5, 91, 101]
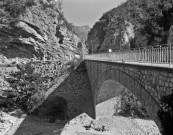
[158, 90, 173, 135]
[2, 0, 36, 17]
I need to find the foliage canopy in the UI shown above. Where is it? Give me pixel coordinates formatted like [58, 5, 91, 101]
[88, 0, 173, 50]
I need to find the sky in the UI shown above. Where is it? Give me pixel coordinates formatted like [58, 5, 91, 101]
[63, 0, 127, 27]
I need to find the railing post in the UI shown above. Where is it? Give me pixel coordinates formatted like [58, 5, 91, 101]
[144, 47, 146, 63]
[134, 49, 136, 62]
[169, 44, 172, 65]
[141, 48, 143, 62]
[159, 46, 161, 63]
[138, 48, 140, 63]
[151, 46, 153, 64]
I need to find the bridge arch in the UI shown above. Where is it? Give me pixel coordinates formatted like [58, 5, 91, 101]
[85, 60, 173, 129]
[96, 79, 126, 117]
[97, 79, 125, 104]
[96, 67, 161, 124]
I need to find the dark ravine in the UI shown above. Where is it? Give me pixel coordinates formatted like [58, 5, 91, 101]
[0, 0, 168, 135]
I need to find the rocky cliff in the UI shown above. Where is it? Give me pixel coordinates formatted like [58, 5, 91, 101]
[0, 0, 83, 63]
[87, 0, 173, 53]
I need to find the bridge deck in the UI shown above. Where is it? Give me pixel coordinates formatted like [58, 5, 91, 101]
[84, 44, 173, 69]
[84, 58, 173, 69]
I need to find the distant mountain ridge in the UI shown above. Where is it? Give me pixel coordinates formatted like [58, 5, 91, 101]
[73, 25, 90, 43]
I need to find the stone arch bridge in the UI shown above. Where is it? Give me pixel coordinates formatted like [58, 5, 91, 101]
[84, 52, 173, 129]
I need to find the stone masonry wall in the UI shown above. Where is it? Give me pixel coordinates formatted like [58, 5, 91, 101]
[38, 62, 95, 121]
[85, 60, 173, 129]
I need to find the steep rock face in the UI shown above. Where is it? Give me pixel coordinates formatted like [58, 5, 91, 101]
[87, 0, 173, 53]
[0, 6, 82, 63]
[167, 25, 173, 44]
[87, 19, 134, 53]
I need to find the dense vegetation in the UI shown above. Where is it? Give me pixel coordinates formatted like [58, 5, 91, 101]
[115, 89, 149, 119]
[88, 0, 173, 52]
[0, 56, 82, 114]
[0, 0, 61, 17]
[158, 90, 173, 134]
[0, 63, 52, 113]
[0, 0, 74, 31]
[0, 0, 36, 18]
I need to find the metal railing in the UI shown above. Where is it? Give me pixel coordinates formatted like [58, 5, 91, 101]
[84, 44, 173, 65]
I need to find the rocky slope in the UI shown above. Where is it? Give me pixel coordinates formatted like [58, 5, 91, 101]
[0, 0, 83, 64]
[73, 25, 90, 43]
[87, 0, 173, 53]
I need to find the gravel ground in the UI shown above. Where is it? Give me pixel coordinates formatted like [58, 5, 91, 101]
[61, 113, 161, 135]
[0, 111, 19, 135]
[2, 113, 160, 135]
[14, 115, 65, 135]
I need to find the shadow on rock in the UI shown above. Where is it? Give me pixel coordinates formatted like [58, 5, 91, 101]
[38, 62, 95, 122]
[14, 62, 95, 135]
[38, 96, 68, 122]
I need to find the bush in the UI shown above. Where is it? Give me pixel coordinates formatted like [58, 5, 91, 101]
[1, 63, 48, 113]
[0, 61, 71, 114]
[158, 90, 173, 135]
[116, 89, 149, 119]
[25, 0, 37, 7]
[3, 0, 36, 17]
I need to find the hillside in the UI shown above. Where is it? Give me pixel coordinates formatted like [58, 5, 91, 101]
[0, 0, 84, 64]
[87, 0, 173, 53]
[73, 25, 90, 43]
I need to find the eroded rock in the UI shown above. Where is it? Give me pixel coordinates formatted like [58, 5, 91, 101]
[0, 5, 83, 64]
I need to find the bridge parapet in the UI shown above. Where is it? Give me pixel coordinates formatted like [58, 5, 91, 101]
[84, 44, 173, 65]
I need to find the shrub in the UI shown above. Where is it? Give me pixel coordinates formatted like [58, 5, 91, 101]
[1, 63, 47, 113]
[3, 0, 36, 17]
[158, 90, 173, 135]
[0, 61, 71, 114]
[25, 0, 37, 7]
[116, 89, 149, 119]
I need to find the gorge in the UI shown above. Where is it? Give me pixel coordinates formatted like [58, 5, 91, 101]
[1, 0, 173, 135]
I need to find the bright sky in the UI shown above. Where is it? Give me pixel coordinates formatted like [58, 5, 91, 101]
[63, 0, 127, 27]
